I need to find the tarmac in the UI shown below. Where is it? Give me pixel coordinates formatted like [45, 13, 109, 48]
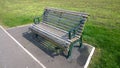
[0, 24, 95, 68]
[0, 26, 43, 68]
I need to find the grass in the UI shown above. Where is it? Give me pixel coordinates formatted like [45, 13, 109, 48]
[0, 0, 120, 68]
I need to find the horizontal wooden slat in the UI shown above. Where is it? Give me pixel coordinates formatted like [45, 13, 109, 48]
[45, 7, 89, 17]
[45, 18, 71, 30]
[42, 7, 88, 40]
[45, 10, 83, 22]
[43, 13, 83, 31]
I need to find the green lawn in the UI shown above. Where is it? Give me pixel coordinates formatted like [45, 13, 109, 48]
[0, 0, 120, 68]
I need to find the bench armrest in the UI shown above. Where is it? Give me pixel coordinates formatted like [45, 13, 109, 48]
[33, 16, 41, 24]
[68, 36, 80, 42]
[68, 18, 86, 39]
[68, 28, 76, 39]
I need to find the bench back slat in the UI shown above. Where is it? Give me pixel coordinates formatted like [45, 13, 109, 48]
[47, 14, 79, 27]
[41, 7, 88, 39]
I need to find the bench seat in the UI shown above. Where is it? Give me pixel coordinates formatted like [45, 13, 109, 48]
[29, 23, 71, 47]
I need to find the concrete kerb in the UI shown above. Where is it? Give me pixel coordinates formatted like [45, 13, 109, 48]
[83, 43, 95, 68]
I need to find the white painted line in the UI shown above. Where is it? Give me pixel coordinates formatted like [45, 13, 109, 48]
[0, 26, 46, 68]
[84, 46, 95, 68]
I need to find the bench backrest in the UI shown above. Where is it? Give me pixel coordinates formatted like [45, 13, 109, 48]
[41, 7, 89, 39]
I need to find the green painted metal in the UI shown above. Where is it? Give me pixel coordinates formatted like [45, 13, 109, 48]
[67, 18, 86, 40]
[33, 16, 40, 24]
[67, 43, 74, 58]
[67, 36, 83, 58]
[68, 31, 72, 39]
[79, 35, 82, 48]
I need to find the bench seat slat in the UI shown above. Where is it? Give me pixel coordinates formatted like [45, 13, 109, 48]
[29, 23, 71, 47]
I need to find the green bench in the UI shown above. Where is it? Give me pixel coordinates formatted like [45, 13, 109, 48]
[29, 7, 89, 58]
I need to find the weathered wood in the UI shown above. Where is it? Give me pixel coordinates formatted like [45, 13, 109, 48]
[45, 7, 89, 17]
[29, 23, 70, 47]
[42, 7, 88, 32]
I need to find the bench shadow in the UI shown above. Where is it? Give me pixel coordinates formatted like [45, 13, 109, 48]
[69, 45, 89, 66]
[76, 45, 89, 66]
[22, 32, 62, 58]
[22, 32, 90, 65]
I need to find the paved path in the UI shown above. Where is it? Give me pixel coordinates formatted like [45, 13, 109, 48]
[7, 25, 90, 68]
[0, 26, 45, 68]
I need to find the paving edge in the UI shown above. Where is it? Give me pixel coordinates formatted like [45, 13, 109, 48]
[0, 25, 46, 68]
[84, 43, 95, 68]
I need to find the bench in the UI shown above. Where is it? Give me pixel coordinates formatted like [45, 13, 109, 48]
[29, 7, 89, 58]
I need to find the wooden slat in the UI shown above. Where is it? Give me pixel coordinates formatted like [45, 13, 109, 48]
[45, 18, 71, 30]
[34, 8, 88, 43]
[43, 12, 83, 31]
[68, 37, 80, 42]
[47, 14, 80, 24]
[29, 23, 71, 46]
[46, 10, 83, 22]
[45, 7, 89, 17]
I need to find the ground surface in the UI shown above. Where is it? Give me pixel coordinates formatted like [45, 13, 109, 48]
[0, 0, 120, 68]
[6, 25, 93, 68]
[0, 27, 42, 68]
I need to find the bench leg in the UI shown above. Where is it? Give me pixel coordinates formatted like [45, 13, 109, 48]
[35, 34, 38, 38]
[32, 33, 38, 39]
[67, 35, 82, 58]
[67, 43, 74, 58]
[79, 35, 82, 48]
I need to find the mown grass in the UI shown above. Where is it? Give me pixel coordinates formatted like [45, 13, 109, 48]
[0, 0, 120, 68]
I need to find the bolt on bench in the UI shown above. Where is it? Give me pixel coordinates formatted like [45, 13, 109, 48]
[29, 7, 89, 58]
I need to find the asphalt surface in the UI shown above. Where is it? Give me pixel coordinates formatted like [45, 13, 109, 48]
[0, 26, 43, 68]
[6, 25, 93, 68]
